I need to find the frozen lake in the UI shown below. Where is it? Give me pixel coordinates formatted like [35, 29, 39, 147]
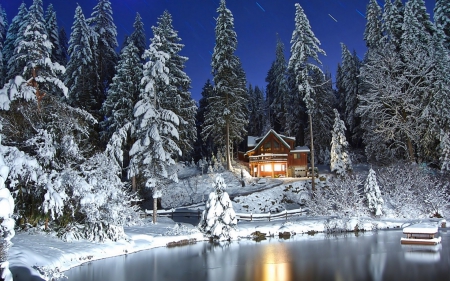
[56, 229, 450, 281]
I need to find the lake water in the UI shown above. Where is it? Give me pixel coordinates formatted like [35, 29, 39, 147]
[59, 229, 450, 281]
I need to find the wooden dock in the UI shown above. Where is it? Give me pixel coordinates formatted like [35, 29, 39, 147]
[401, 223, 441, 246]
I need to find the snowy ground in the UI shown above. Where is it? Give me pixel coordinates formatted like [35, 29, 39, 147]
[7, 163, 448, 280]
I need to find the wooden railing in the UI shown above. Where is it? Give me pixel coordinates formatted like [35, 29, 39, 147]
[144, 208, 306, 222]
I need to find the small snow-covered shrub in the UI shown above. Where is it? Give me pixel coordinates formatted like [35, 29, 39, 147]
[364, 168, 384, 216]
[198, 175, 237, 241]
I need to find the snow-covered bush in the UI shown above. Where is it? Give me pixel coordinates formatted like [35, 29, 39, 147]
[377, 163, 449, 218]
[198, 175, 237, 241]
[364, 168, 384, 216]
[306, 175, 366, 217]
[330, 109, 352, 176]
[0, 135, 13, 281]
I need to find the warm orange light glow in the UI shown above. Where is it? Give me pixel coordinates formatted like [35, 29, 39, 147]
[253, 243, 292, 281]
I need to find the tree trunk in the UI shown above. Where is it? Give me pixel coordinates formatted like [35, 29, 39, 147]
[153, 197, 157, 224]
[407, 137, 415, 162]
[309, 113, 315, 191]
[132, 176, 136, 192]
[226, 120, 232, 170]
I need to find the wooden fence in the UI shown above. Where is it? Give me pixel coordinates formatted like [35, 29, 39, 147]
[144, 208, 306, 222]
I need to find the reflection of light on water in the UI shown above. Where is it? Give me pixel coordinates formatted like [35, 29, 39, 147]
[255, 243, 292, 281]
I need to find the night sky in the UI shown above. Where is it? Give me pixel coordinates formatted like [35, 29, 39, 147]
[2, 0, 436, 101]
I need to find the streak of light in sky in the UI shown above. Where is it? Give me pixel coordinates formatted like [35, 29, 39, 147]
[256, 2, 265, 12]
[356, 9, 365, 18]
[328, 14, 338, 22]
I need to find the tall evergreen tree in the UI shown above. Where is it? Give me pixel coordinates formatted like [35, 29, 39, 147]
[434, 0, 450, 50]
[129, 33, 181, 222]
[381, 0, 403, 49]
[101, 41, 142, 142]
[363, 0, 383, 53]
[194, 79, 215, 161]
[65, 5, 96, 110]
[88, 0, 118, 119]
[330, 109, 352, 176]
[304, 70, 335, 164]
[266, 35, 289, 133]
[203, 0, 248, 170]
[0, 5, 7, 87]
[340, 43, 361, 144]
[5, 3, 28, 81]
[44, 4, 63, 66]
[150, 11, 197, 158]
[58, 27, 69, 66]
[129, 13, 146, 60]
[13, 0, 67, 100]
[247, 85, 265, 137]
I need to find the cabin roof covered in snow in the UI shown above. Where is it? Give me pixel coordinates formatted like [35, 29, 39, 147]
[290, 146, 310, 153]
[246, 129, 292, 154]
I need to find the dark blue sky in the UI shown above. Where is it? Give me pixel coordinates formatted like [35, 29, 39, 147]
[3, 0, 435, 101]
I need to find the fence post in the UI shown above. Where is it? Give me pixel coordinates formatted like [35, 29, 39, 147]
[251, 213, 253, 222]
[285, 210, 288, 221]
[171, 209, 174, 219]
[269, 212, 271, 222]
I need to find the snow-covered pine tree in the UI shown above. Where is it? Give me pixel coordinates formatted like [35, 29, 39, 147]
[247, 85, 265, 137]
[330, 109, 352, 176]
[101, 40, 142, 142]
[4, 3, 27, 82]
[151, 11, 197, 158]
[364, 168, 384, 216]
[130, 32, 181, 223]
[434, 0, 450, 50]
[194, 79, 215, 161]
[87, 0, 118, 120]
[340, 43, 361, 143]
[363, 0, 383, 52]
[44, 4, 63, 67]
[203, 0, 248, 171]
[58, 27, 69, 66]
[381, 0, 404, 49]
[304, 70, 335, 164]
[129, 12, 146, 61]
[198, 175, 237, 241]
[266, 35, 288, 133]
[288, 2, 325, 114]
[65, 5, 96, 110]
[13, 0, 67, 101]
[0, 6, 6, 87]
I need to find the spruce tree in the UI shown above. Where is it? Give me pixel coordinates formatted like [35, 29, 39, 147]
[6, 3, 28, 81]
[45, 4, 63, 67]
[434, 0, 450, 50]
[58, 27, 69, 66]
[287, 3, 325, 138]
[330, 109, 352, 176]
[13, 0, 67, 101]
[247, 85, 265, 137]
[150, 11, 197, 158]
[65, 5, 96, 110]
[203, 0, 248, 170]
[266, 36, 289, 133]
[440, 130, 450, 172]
[381, 0, 403, 49]
[101, 41, 142, 142]
[129, 13, 146, 60]
[363, 0, 383, 53]
[0, 5, 6, 87]
[364, 168, 384, 216]
[194, 79, 215, 161]
[88, 0, 118, 119]
[340, 43, 361, 143]
[130, 35, 181, 222]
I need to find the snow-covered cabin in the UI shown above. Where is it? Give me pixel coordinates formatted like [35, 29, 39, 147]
[243, 129, 310, 178]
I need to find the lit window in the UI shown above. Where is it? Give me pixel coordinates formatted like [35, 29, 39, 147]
[265, 164, 272, 172]
[294, 153, 300, 159]
[274, 164, 282, 171]
[264, 142, 271, 151]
